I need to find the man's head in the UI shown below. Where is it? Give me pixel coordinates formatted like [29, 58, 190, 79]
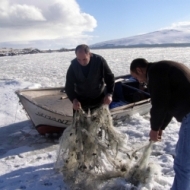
[75, 44, 91, 66]
[130, 58, 149, 83]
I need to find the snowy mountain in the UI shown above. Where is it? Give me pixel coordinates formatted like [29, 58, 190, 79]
[90, 29, 190, 48]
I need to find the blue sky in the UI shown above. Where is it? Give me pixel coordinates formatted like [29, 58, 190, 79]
[77, 0, 190, 44]
[0, 0, 190, 49]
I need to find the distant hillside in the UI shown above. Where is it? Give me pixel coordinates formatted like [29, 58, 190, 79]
[90, 29, 190, 49]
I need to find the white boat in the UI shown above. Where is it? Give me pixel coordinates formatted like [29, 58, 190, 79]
[15, 75, 151, 135]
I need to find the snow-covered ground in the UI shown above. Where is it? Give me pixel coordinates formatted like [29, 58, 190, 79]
[1, 47, 190, 190]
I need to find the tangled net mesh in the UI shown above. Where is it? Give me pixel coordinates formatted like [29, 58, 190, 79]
[54, 105, 160, 190]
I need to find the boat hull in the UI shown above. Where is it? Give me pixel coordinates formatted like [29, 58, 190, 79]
[16, 90, 151, 135]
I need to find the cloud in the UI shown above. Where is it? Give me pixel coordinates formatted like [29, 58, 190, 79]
[162, 21, 190, 31]
[0, 0, 97, 48]
[0, 35, 95, 50]
[170, 21, 190, 30]
[0, 0, 45, 25]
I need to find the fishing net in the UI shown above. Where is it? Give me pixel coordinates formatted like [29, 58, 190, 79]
[54, 105, 160, 190]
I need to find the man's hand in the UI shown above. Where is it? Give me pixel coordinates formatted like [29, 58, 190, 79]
[73, 99, 81, 110]
[103, 94, 112, 105]
[149, 129, 163, 142]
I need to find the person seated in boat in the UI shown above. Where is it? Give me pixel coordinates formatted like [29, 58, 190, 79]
[130, 58, 190, 190]
[65, 44, 115, 113]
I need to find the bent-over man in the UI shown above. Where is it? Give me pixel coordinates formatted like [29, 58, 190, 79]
[130, 58, 190, 190]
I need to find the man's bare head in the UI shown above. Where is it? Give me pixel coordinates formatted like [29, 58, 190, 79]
[130, 58, 149, 83]
[75, 44, 91, 66]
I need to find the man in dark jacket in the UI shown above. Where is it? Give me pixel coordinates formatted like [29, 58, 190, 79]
[65, 44, 114, 112]
[130, 58, 190, 190]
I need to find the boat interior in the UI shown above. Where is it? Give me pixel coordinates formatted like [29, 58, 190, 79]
[110, 76, 150, 109]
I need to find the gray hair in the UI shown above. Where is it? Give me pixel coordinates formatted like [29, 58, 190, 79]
[75, 44, 90, 54]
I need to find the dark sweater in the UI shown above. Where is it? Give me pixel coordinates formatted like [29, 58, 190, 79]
[65, 53, 114, 102]
[147, 61, 190, 131]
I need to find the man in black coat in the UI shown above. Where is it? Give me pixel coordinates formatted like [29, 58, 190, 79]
[65, 44, 114, 112]
[130, 58, 190, 190]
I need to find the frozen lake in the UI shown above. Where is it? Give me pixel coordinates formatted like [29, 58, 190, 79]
[1, 47, 190, 87]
